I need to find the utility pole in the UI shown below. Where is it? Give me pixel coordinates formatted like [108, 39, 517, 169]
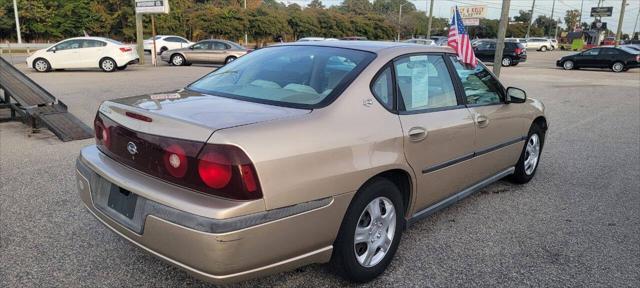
[151, 15, 157, 66]
[633, 7, 640, 40]
[525, 0, 536, 38]
[493, 0, 511, 77]
[427, 0, 435, 39]
[12, 0, 22, 44]
[614, 0, 627, 46]
[135, 13, 145, 65]
[555, 17, 560, 40]
[550, 0, 556, 37]
[578, 0, 585, 30]
[243, 0, 248, 46]
[398, 3, 408, 41]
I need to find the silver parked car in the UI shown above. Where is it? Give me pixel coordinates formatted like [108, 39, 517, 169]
[160, 39, 248, 66]
[524, 38, 553, 52]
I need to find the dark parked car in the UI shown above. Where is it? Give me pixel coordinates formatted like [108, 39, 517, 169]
[556, 47, 640, 72]
[473, 41, 527, 67]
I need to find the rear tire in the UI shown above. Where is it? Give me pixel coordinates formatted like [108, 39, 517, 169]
[159, 46, 168, 55]
[331, 178, 404, 283]
[509, 123, 545, 184]
[99, 58, 117, 72]
[611, 62, 625, 73]
[540, 46, 548, 52]
[171, 54, 185, 66]
[224, 56, 237, 64]
[501, 57, 512, 67]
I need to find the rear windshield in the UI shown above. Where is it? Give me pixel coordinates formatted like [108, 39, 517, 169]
[188, 46, 375, 108]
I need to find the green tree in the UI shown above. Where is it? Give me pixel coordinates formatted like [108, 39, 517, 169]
[307, 0, 324, 9]
[564, 9, 581, 32]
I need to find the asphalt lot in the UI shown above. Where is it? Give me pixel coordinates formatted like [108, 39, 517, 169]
[1, 51, 639, 287]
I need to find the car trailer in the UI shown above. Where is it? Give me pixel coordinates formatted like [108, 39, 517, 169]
[0, 57, 93, 142]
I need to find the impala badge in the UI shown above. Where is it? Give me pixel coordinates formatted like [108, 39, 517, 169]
[127, 142, 138, 155]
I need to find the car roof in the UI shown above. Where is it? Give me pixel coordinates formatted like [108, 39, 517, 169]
[274, 40, 454, 54]
[64, 36, 119, 42]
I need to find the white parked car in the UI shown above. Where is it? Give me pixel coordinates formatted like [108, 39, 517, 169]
[144, 35, 193, 54]
[402, 38, 436, 46]
[297, 37, 340, 42]
[26, 37, 139, 72]
[524, 38, 553, 52]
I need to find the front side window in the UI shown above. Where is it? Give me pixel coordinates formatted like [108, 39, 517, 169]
[192, 42, 210, 50]
[394, 54, 458, 111]
[449, 56, 504, 105]
[188, 46, 375, 108]
[583, 49, 600, 56]
[54, 40, 83, 51]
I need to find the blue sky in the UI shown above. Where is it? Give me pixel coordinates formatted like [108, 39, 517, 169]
[287, 0, 640, 34]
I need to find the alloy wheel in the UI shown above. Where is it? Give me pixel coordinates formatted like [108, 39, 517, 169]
[172, 55, 184, 66]
[563, 61, 574, 70]
[354, 196, 396, 268]
[524, 134, 540, 175]
[612, 62, 624, 72]
[502, 57, 512, 67]
[101, 59, 115, 72]
[34, 60, 48, 72]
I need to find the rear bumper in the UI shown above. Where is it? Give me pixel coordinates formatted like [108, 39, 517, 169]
[76, 145, 353, 284]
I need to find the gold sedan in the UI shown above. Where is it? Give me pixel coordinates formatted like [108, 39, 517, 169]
[160, 39, 248, 66]
[78, 41, 547, 284]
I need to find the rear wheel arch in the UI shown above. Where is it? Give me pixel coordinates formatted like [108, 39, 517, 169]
[356, 169, 413, 221]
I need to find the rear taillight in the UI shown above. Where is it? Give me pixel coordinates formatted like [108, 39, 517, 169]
[119, 47, 132, 52]
[636, 55, 639, 62]
[94, 113, 111, 149]
[93, 112, 262, 200]
[515, 48, 523, 54]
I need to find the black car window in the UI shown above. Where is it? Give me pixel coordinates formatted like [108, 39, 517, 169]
[165, 37, 181, 43]
[602, 48, 620, 55]
[394, 54, 458, 111]
[449, 56, 504, 105]
[371, 66, 394, 110]
[583, 49, 600, 56]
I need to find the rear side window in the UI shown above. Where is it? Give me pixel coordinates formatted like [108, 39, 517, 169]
[371, 66, 394, 109]
[449, 56, 504, 105]
[82, 40, 106, 48]
[602, 48, 620, 55]
[394, 54, 458, 111]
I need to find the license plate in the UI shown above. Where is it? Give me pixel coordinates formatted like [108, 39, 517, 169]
[107, 185, 138, 219]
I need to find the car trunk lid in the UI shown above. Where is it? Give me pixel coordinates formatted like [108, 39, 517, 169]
[99, 89, 311, 142]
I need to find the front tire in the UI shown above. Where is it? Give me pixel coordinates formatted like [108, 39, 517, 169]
[510, 123, 545, 184]
[331, 178, 404, 283]
[611, 62, 625, 73]
[540, 46, 548, 52]
[33, 58, 51, 72]
[563, 60, 574, 70]
[100, 58, 117, 72]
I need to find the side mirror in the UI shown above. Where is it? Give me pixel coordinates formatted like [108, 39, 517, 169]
[48, 47, 57, 53]
[506, 87, 527, 103]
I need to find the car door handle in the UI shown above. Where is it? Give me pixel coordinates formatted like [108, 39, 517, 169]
[408, 127, 427, 142]
[475, 114, 489, 128]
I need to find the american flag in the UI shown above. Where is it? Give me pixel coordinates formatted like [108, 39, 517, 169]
[448, 6, 477, 67]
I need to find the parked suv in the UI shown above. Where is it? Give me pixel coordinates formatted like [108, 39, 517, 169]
[78, 41, 547, 284]
[474, 41, 527, 66]
[525, 38, 553, 51]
